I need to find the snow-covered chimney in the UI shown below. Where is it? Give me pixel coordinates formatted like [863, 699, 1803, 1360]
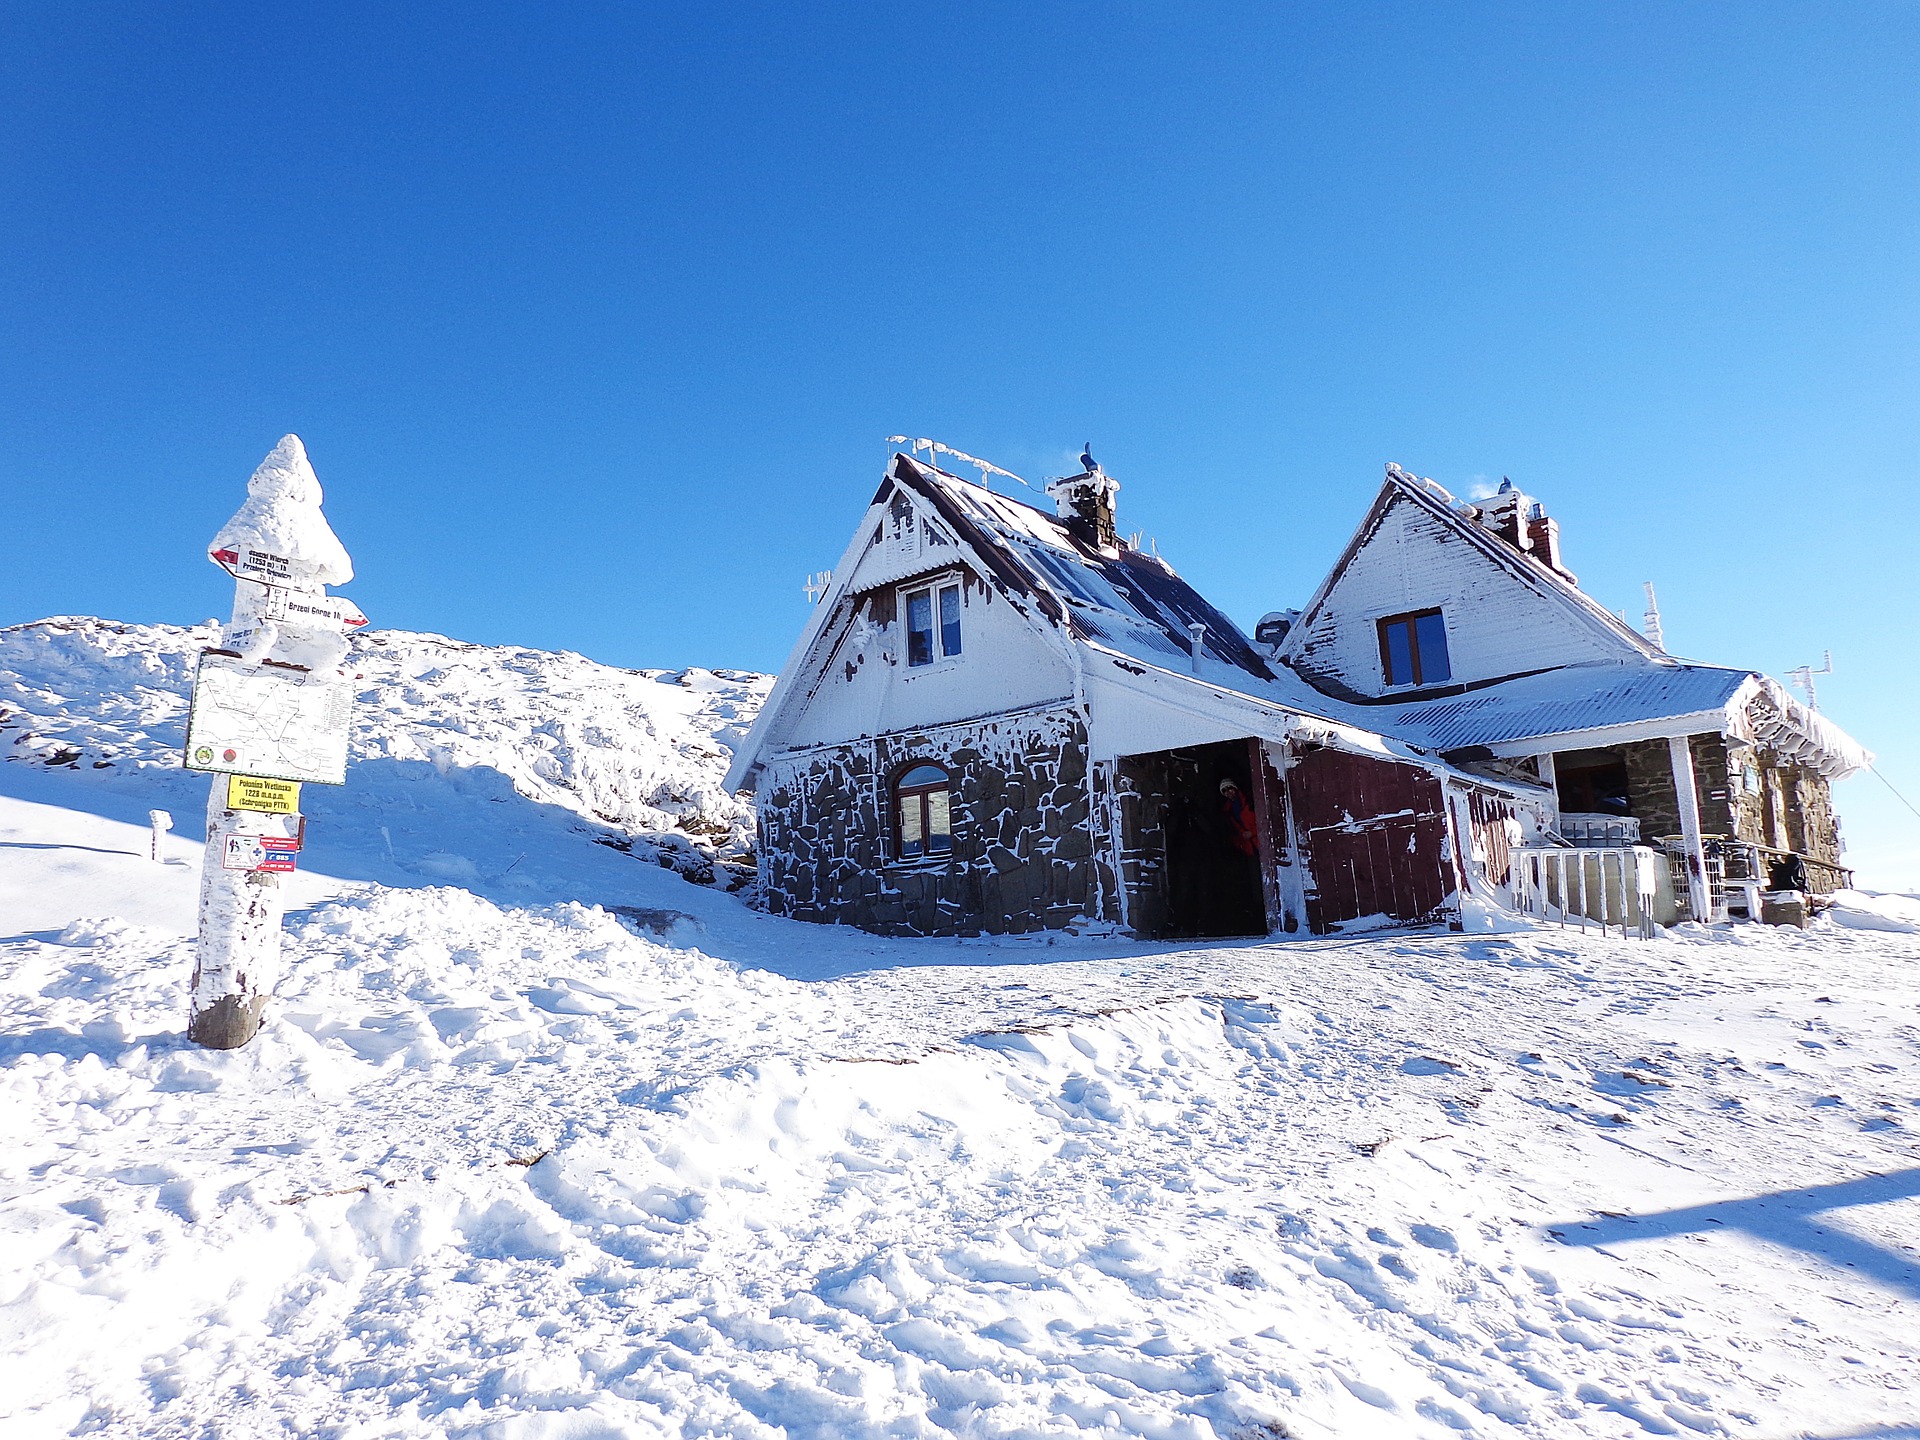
[1476, 479, 1576, 584]
[1046, 465, 1121, 553]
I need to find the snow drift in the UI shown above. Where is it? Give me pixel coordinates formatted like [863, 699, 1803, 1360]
[3, 615, 1918, 1439]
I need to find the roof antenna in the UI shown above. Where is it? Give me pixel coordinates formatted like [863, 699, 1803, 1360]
[1787, 651, 1833, 712]
[1641, 581, 1664, 650]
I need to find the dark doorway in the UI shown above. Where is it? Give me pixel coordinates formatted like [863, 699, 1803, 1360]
[1556, 752, 1632, 817]
[1119, 739, 1267, 940]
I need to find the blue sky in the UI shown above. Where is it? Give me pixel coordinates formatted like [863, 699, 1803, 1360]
[4, 3, 1917, 885]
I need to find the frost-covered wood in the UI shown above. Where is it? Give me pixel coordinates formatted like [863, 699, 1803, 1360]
[190, 436, 356, 1050]
[1285, 476, 1651, 697]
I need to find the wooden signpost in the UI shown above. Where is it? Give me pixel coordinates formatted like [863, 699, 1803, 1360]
[183, 436, 359, 1050]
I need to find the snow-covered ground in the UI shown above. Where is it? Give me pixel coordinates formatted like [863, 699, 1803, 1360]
[3, 618, 1918, 1439]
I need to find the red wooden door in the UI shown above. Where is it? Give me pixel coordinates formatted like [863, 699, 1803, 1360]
[1288, 746, 1452, 934]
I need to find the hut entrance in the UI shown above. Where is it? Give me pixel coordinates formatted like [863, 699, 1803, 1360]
[1117, 738, 1268, 940]
[1289, 744, 1451, 934]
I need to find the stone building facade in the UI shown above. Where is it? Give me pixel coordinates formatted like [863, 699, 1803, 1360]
[756, 704, 1112, 936]
[729, 451, 1869, 940]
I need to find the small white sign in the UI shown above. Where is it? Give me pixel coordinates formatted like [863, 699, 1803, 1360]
[222, 833, 266, 871]
[222, 833, 299, 873]
[279, 593, 368, 631]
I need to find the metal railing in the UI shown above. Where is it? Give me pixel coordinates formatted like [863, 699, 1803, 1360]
[1653, 834, 1852, 922]
[1512, 844, 1660, 939]
[1554, 812, 1642, 847]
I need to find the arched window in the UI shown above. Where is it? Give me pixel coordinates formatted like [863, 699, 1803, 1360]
[895, 763, 952, 859]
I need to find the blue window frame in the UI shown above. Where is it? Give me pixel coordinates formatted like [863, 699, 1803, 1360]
[1378, 608, 1451, 686]
[904, 580, 963, 667]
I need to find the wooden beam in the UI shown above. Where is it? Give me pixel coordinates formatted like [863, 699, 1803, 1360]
[1246, 737, 1284, 935]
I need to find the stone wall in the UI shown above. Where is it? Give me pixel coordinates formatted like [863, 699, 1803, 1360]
[1619, 733, 1846, 890]
[755, 704, 1113, 937]
[1721, 742, 1846, 885]
[1621, 739, 1682, 839]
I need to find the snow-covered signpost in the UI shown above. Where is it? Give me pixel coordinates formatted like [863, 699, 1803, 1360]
[183, 436, 363, 1049]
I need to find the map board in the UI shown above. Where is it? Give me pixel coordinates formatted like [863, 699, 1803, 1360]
[184, 651, 353, 785]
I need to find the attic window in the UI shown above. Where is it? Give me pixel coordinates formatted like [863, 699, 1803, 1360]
[895, 763, 952, 860]
[904, 580, 963, 667]
[1378, 608, 1451, 687]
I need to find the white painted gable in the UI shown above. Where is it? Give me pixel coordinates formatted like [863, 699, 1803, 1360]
[1285, 481, 1650, 699]
[773, 487, 1075, 751]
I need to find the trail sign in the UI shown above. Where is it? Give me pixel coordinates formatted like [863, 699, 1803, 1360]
[189, 434, 358, 1051]
[222, 833, 300, 873]
[226, 774, 302, 814]
[184, 652, 353, 785]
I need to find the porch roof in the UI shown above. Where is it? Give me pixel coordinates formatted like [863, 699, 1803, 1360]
[1382, 662, 1752, 753]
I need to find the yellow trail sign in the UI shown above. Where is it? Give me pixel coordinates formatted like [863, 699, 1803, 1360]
[227, 774, 302, 815]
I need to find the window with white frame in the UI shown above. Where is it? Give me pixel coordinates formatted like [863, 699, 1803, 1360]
[903, 578, 963, 667]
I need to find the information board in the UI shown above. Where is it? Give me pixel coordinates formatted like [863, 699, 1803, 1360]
[184, 651, 353, 785]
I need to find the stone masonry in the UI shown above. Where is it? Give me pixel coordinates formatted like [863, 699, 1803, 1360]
[755, 705, 1114, 937]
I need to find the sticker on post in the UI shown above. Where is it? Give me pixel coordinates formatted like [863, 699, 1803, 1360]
[226, 774, 302, 814]
[222, 834, 300, 873]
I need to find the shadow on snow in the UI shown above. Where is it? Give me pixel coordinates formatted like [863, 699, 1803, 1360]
[1548, 1168, 1920, 1300]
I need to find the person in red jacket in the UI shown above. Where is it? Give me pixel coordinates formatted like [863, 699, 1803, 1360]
[1219, 778, 1258, 858]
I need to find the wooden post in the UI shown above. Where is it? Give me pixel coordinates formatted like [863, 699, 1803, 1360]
[1244, 737, 1283, 934]
[1669, 734, 1711, 923]
[147, 809, 173, 862]
[186, 436, 358, 1049]
[190, 787, 285, 1049]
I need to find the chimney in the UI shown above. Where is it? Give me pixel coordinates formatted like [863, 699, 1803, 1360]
[1526, 509, 1571, 579]
[1046, 465, 1121, 553]
[1187, 621, 1207, 673]
[1478, 479, 1533, 555]
[1476, 479, 1577, 584]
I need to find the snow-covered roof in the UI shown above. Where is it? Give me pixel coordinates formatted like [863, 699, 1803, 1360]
[1384, 663, 1753, 752]
[730, 453, 1873, 792]
[905, 459, 1278, 682]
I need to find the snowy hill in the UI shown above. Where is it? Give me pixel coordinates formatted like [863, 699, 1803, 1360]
[3, 616, 1919, 1440]
[1, 615, 770, 886]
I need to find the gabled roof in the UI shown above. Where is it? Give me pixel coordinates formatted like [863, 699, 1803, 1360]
[1279, 466, 1664, 687]
[724, 454, 1279, 791]
[728, 453, 1873, 793]
[901, 458, 1276, 682]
